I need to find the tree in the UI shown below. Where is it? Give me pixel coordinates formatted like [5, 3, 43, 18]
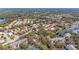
[0, 44, 12, 50]
[0, 45, 4, 50]
[19, 41, 28, 49]
[37, 28, 49, 36]
[54, 40, 65, 49]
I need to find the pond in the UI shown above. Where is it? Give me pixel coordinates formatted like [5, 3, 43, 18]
[71, 23, 79, 29]
[0, 18, 5, 23]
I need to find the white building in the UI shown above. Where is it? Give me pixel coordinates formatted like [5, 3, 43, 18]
[51, 37, 65, 43]
[64, 33, 71, 38]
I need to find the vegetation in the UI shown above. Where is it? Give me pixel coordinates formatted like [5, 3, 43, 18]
[0, 8, 79, 50]
[0, 44, 12, 50]
[19, 41, 28, 49]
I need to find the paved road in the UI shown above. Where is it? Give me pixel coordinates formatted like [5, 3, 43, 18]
[2, 30, 32, 47]
[64, 44, 77, 50]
